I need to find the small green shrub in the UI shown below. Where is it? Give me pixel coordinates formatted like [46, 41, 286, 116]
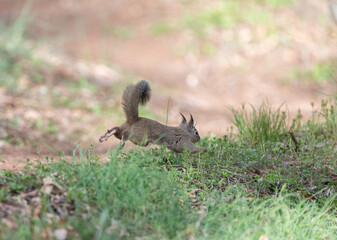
[292, 60, 336, 83]
[182, 1, 274, 37]
[150, 22, 176, 36]
[253, 0, 295, 7]
[230, 102, 287, 144]
[0, 4, 47, 91]
[199, 187, 337, 240]
[306, 97, 337, 143]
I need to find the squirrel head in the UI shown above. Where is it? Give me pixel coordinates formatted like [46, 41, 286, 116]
[179, 113, 200, 143]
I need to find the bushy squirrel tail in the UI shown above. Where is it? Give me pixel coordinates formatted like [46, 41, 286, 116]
[122, 80, 151, 124]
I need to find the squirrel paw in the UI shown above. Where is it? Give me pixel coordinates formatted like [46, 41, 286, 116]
[99, 127, 117, 142]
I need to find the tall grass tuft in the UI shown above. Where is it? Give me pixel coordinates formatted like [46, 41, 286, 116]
[0, 2, 40, 91]
[198, 186, 337, 240]
[230, 102, 287, 144]
[46, 149, 192, 239]
[1, 142, 337, 239]
[307, 97, 337, 143]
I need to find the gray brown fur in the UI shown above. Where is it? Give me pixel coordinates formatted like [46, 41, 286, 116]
[100, 80, 206, 153]
[122, 80, 151, 124]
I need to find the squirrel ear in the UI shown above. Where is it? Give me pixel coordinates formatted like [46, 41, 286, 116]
[189, 114, 194, 125]
[180, 112, 187, 123]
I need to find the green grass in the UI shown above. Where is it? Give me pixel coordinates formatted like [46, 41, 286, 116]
[68, 78, 98, 93]
[150, 0, 296, 38]
[292, 60, 337, 83]
[1, 1, 336, 238]
[253, 0, 295, 7]
[1, 96, 337, 239]
[150, 22, 176, 36]
[1, 144, 337, 239]
[111, 26, 135, 40]
[199, 188, 337, 240]
[149, 0, 285, 56]
[181, 0, 294, 36]
[306, 98, 337, 144]
[0, 4, 48, 91]
[182, 1, 274, 34]
[230, 102, 288, 144]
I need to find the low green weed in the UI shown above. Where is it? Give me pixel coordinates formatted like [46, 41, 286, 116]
[182, 1, 274, 37]
[301, 98, 337, 148]
[1, 151, 337, 239]
[253, 0, 295, 7]
[68, 78, 98, 93]
[1, 97, 337, 239]
[111, 26, 135, 39]
[292, 60, 336, 83]
[0, 169, 40, 194]
[150, 22, 176, 36]
[199, 187, 337, 240]
[0, 4, 46, 91]
[230, 102, 288, 144]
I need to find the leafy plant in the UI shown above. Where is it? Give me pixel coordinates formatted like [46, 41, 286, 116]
[0, 3, 47, 91]
[253, 0, 295, 7]
[292, 60, 336, 83]
[230, 102, 288, 144]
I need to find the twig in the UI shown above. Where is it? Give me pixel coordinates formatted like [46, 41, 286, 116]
[99, 127, 117, 142]
[330, 0, 337, 25]
[166, 96, 170, 125]
[288, 130, 299, 152]
[239, 218, 267, 240]
[194, 205, 207, 230]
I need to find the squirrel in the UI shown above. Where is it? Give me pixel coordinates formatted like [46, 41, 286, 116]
[99, 80, 206, 153]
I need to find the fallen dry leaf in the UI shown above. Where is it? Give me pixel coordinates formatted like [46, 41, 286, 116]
[42, 176, 65, 195]
[259, 234, 269, 240]
[106, 219, 119, 234]
[189, 189, 204, 198]
[54, 228, 67, 240]
[1, 218, 18, 229]
[40, 226, 52, 240]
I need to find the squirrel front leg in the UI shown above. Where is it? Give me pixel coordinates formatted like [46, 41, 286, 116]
[194, 147, 207, 154]
[183, 139, 207, 154]
[188, 144, 207, 154]
[169, 138, 206, 153]
[119, 135, 126, 148]
[116, 127, 130, 148]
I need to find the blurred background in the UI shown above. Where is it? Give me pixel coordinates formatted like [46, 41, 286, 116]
[0, 0, 336, 169]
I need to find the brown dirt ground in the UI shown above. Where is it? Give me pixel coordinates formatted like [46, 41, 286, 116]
[0, 0, 336, 170]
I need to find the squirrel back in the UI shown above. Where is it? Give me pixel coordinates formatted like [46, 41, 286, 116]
[122, 80, 151, 124]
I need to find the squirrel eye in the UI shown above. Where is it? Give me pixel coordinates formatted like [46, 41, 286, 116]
[195, 131, 198, 135]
